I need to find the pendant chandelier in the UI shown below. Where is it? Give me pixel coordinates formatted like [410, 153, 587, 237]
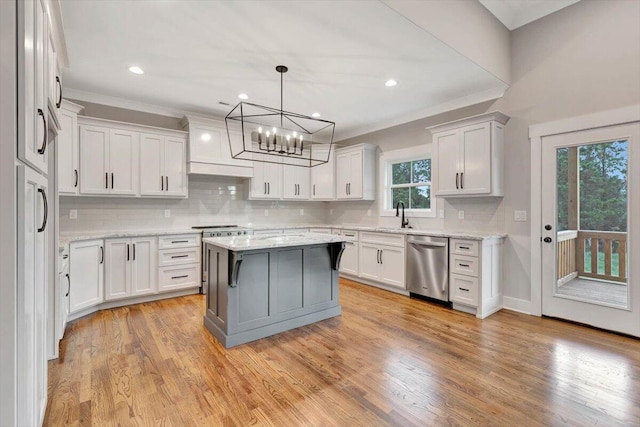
[225, 65, 335, 168]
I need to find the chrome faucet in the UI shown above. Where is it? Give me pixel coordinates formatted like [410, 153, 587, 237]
[396, 201, 409, 228]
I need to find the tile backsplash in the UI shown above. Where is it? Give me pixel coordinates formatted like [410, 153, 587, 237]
[61, 175, 504, 234]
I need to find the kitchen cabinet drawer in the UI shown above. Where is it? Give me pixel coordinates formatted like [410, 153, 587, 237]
[451, 254, 479, 277]
[450, 274, 478, 307]
[337, 229, 359, 240]
[159, 264, 200, 291]
[450, 239, 479, 256]
[360, 232, 404, 247]
[159, 247, 200, 267]
[158, 234, 200, 249]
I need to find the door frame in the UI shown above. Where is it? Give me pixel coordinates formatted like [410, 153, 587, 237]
[529, 105, 640, 316]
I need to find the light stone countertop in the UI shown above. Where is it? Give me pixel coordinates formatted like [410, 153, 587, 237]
[203, 232, 352, 251]
[59, 229, 201, 250]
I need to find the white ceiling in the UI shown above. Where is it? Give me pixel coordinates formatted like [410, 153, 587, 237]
[60, 0, 508, 140]
[479, 0, 581, 31]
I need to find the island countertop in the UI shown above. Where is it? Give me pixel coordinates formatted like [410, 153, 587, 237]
[203, 232, 353, 251]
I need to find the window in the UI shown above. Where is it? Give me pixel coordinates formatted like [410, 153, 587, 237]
[379, 147, 435, 218]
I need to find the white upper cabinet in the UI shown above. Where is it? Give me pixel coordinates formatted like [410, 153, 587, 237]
[282, 165, 310, 200]
[46, 18, 62, 127]
[140, 133, 188, 197]
[57, 100, 84, 195]
[429, 111, 509, 197]
[79, 120, 139, 196]
[310, 146, 335, 200]
[335, 143, 377, 200]
[180, 115, 253, 178]
[77, 116, 187, 198]
[250, 160, 283, 199]
[18, 0, 49, 176]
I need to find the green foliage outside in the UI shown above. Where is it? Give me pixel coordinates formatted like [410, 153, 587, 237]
[391, 159, 431, 209]
[556, 140, 628, 232]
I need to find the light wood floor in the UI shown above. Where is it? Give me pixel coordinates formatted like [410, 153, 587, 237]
[45, 279, 640, 426]
[558, 277, 628, 307]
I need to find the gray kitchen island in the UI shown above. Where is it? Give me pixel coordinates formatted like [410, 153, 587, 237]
[202, 233, 349, 348]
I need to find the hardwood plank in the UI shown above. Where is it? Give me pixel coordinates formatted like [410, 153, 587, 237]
[45, 279, 640, 426]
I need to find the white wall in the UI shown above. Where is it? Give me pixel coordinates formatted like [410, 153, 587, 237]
[335, 0, 640, 307]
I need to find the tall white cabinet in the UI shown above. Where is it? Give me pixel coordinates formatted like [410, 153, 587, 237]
[57, 100, 83, 195]
[429, 111, 510, 197]
[335, 143, 377, 200]
[310, 146, 335, 200]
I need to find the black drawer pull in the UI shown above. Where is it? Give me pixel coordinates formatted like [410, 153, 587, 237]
[171, 240, 189, 244]
[459, 263, 470, 268]
[459, 287, 469, 292]
[171, 275, 188, 280]
[171, 255, 189, 259]
[460, 246, 470, 250]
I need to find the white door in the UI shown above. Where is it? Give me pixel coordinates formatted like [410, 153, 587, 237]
[139, 133, 164, 196]
[336, 153, 350, 199]
[251, 161, 267, 197]
[108, 129, 139, 196]
[379, 246, 405, 288]
[459, 122, 491, 194]
[164, 136, 187, 196]
[105, 239, 131, 301]
[339, 241, 358, 275]
[358, 243, 380, 281]
[348, 151, 363, 198]
[58, 109, 78, 194]
[69, 240, 104, 313]
[131, 237, 157, 296]
[311, 147, 335, 200]
[541, 123, 640, 336]
[283, 165, 309, 199]
[79, 125, 109, 195]
[16, 165, 48, 427]
[434, 130, 459, 195]
[265, 162, 282, 199]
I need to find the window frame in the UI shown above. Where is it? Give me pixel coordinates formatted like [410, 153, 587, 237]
[379, 146, 436, 218]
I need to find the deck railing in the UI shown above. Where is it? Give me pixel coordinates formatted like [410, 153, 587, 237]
[557, 230, 627, 284]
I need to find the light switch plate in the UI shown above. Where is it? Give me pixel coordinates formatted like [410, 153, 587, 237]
[164, 209, 171, 218]
[458, 210, 465, 220]
[514, 210, 527, 222]
[69, 209, 77, 220]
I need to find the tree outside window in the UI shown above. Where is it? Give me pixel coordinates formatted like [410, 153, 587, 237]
[389, 159, 431, 210]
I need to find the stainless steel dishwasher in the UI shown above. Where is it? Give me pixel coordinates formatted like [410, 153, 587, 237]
[406, 235, 449, 303]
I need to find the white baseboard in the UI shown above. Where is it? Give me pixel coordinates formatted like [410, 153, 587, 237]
[502, 296, 534, 315]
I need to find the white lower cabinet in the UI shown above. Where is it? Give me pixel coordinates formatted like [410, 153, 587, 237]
[158, 234, 201, 292]
[69, 239, 104, 314]
[333, 230, 359, 276]
[105, 237, 157, 301]
[159, 264, 200, 291]
[449, 238, 503, 319]
[358, 243, 405, 288]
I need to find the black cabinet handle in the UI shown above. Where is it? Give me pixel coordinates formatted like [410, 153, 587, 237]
[171, 275, 188, 280]
[171, 240, 189, 244]
[37, 109, 47, 155]
[74, 169, 78, 187]
[65, 273, 70, 297]
[459, 263, 470, 268]
[456, 173, 459, 189]
[165, 176, 168, 191]
[380, 249, 383, 264]
[313, 184, 315, 196]
[133, 244, 136, 261]
[376, 249, 380, 264]
[460, 172, 464, 189]
[171, 254, 189, 259]
[127, 244, 130, 261]
[111, 172, 114, 189]
[161, 175, 164, 191]
[459, 287, 469, 292]
[56, 76, 62, 109]
[460, 246, 470, 250]
[62, 254, 69, 259]
[264, 182, 266, 195]
[267, 182, 270, 194]
[37, 188, 48, 232]
[100, 246, 104, 264]
[105, 172, 108, 189]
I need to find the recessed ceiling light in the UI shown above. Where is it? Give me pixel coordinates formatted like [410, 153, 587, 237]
[128, 66, 144, 75]
[312, 112, 321, 118]
[385, 79, 398, 87]
[238, 93, 249, 100]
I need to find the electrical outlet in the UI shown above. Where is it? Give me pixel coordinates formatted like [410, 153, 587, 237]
[299, 209, 304, 216]
[439, 209, 444, 219]
[69, 209, 77, 220]
[264, 209, 269, 217]
[514, 210, 527, 222]
[458, 210, 465, 220]
[367, 210, 371, 217]
[164, 209, 171, 218]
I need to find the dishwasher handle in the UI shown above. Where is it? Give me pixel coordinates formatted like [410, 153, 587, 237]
[407, 239, 447, 248]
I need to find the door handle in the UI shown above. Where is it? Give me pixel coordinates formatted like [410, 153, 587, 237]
[379, 249, 382, 264]
[74, 169, 78, 188]
[165, 176, 168, 191]
[267, 182, 270, 194]
[264, 182, 267, 194]
[313, 184, 315, 196]
[133, 244, 136, 261]
[105, 172, 109, 189]
[545, 224, 553, 231]
[127, 243, 130, 261]
[460, 172, 464, 189]
[111, 172, 114, 189]
[56, 76, 63, 108]
[37, 109, 47, 155]
[456, 173, 459, 189]
[65, 273, 70, 297]
[37, 188, 48, 233]
[161, 175, 164, 191]
[543, 237, 552, 243]
[100, 246, 104, 264]
[376, 249, 380, 264]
